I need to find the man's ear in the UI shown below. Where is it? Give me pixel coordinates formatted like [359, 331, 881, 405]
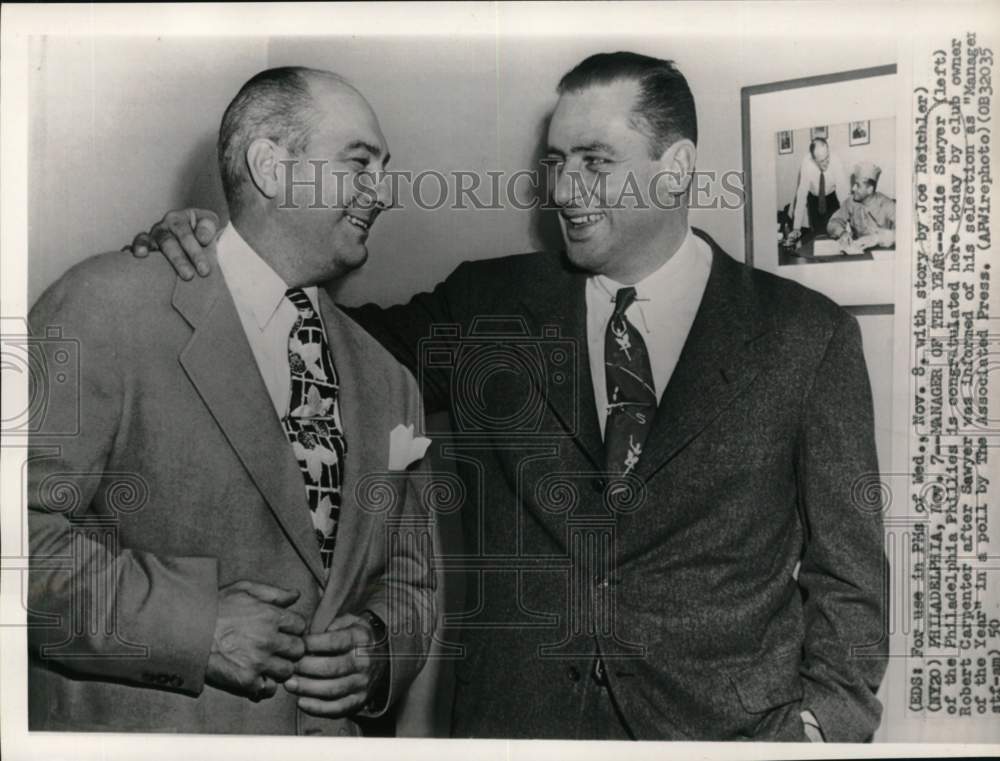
[245, 138, 282, 200]
[654, 138, 697, 201]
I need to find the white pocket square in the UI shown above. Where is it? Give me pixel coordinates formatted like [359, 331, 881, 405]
[388, 423, 432, 470]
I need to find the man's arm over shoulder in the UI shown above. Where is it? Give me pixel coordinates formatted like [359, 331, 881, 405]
[343, 259, 486, 415]
[27, 261, 219, 695]
[795, 307, 888, 741]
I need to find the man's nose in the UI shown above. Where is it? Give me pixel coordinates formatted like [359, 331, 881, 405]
[552, 165, 580, 207]
[358, 170, 393, 210]
[374, 170, 393, 209]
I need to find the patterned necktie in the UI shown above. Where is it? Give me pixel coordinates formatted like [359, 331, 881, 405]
[282, 287, 348, 571]
[604, 287, 656, 475]
[817, 170, 827, 215]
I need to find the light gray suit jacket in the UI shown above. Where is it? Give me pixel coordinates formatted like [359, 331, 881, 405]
[27, 248, 435, 734]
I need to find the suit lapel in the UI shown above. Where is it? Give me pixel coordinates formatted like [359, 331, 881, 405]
[173, 262, 325, 585]
[314, 292, 387, 610]
[635, 230, 771, 483]
[516, 261, 604, 471]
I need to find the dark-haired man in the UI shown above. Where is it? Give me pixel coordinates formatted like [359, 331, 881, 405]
[827, 161, 896, 250]
[28, 67, 434, 735]
[131, 52, 887, 742]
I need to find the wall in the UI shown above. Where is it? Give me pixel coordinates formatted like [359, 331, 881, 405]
[28, 36, 268, 304]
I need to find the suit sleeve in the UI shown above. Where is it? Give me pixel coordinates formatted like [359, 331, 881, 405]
[343, 263, 475, 415]
[795, 312, 888, 742]
[355, 373, 437, 717]
[27, 271, 219, 696]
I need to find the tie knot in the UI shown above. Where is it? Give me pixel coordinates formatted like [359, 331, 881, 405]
[612, 287, 637, 318]
[286, 287, 313, 313]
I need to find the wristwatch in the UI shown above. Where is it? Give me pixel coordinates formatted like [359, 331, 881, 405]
[359, 609, 390, 714]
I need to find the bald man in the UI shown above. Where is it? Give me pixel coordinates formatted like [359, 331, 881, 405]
[789, 138, 849, 241]
[27, 66, 434, 735]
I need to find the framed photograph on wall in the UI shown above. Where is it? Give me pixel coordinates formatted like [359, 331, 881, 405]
[776, 129, 793, 154]
[850, 119, 871, 145]
[741, 65, 898, 308]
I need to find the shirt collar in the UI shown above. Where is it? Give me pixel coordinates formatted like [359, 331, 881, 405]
[591, 226, 709, 305]
[216, 223, 319, 330]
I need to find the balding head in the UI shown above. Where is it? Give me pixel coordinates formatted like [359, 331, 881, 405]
[809, 138, 830, 170]
[217, 66, 359, 218]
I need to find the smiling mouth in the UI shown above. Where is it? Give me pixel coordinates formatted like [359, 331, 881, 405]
[562, 212, 605, 229]
[346, 213, 372, 232]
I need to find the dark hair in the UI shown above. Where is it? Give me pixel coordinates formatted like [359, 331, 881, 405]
[557, 52, 697, 157]
[217, 66, 342, 218]
[809, 137, 829, 158]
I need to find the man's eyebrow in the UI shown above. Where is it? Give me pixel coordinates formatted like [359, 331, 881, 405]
[545, 141, 616, 157]
[572, 141, 616, 154]
[344, 140, 384, 158]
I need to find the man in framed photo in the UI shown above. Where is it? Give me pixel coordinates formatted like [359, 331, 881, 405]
[827, 161, 896, 250]
[788, 137, 849, 240]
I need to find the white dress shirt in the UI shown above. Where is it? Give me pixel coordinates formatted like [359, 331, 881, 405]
[586, 228, 712, 438]
[792, 152, 849, 229]
[216, 223, 323, 422]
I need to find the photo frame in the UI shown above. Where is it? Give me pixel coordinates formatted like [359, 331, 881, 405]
[850, 119, 871, 146]
[810, 125, 828, 140]
[776, 129, 793, 154]
[741, 65, 898, 308]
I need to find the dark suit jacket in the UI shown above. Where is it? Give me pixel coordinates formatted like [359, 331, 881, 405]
[27, 250, 435, 734]
[348, 228, 888, 741]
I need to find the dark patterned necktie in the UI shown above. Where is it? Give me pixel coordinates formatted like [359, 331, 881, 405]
[818, 170, 827, 215]
[604, 287, 657, 475]
[282, 288, 347, 571]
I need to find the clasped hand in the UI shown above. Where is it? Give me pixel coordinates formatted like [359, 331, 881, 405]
[284, 613, 387, 718]
[206, 580, 306, 701]
[206, 581, 383, 717]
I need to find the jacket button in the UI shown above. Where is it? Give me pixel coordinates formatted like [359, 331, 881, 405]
[567, 666, 581, 681]
[591, 478, 606, 493]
